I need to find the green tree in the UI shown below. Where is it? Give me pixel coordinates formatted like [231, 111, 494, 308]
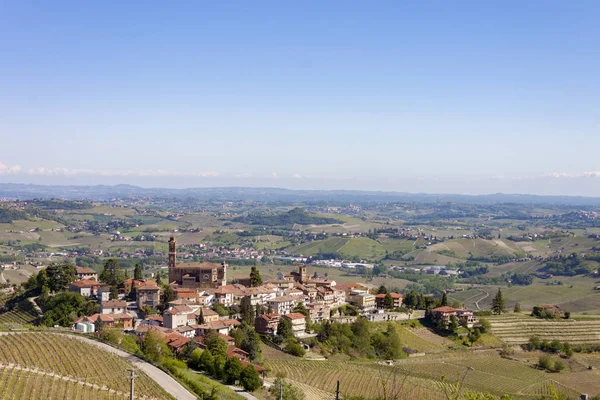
[268, 377, 306, 400]
[134, 263, 143, 280]
[377, 285, 388, 294]
[155, 272, 162, 286]
[240, 365, 262, 392]
[448, 315, 459, 333]
[491, 289, 506, 315]
[45, 264, 77, 293]
[513, 302, 521, 313]
[384, 293, 394, 309]
[100, 259, 126, 297]
[198, 349, 215, 375]
[94, 316, 104, 332]
[440, 292, 448, 307]
[197, 308, 205, 324]
[224, 356, 244, 384]
[142, 331, 172, 362]
[277, 317, 292, 338]
[205, 330, 228, 359]
[240, 296, 255, 326]
[162, 285, 176, 304]
[250, 266, 262, 287]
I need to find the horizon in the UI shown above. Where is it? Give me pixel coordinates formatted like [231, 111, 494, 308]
[1, 2, 600, 195]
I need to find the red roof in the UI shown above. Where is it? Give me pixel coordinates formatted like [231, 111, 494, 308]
[70, 279, 102, 288]
[76, 267, 97, 274]
[284, 313, 306, 320]
[375, 293, 403, 299]
[432, 306, 460, 313]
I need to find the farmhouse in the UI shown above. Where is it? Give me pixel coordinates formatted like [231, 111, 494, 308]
[431, 306, 478, 328]
[75, 267, 98, 281]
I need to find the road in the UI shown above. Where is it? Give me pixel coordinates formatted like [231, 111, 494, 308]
[0, 332, 196, 400]
[474, 290, 489, 310]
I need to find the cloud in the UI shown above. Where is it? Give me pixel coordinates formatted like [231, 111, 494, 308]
[547, 171, 600, 179]
[0, 162, 22, 175]
[15, 165, 219, 178]
[292, 173, 303, 179]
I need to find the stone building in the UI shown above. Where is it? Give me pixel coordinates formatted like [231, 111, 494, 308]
[168, 237, 226, 288]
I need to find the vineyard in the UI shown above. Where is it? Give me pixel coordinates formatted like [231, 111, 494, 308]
[264, 350, 581, 400]
[488, 315, 600, 344]
[0, 298, 39, 327]
[0, 332, 170, 399]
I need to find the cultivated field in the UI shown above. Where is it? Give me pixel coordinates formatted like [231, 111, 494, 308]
[489, 314, 600, 344]
[0, 332, 170, 399]
[264, 350, 582, 400]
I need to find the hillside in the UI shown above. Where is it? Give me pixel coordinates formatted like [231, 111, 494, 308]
[0, 332, 171, 399]
[289, 237, 386, 260]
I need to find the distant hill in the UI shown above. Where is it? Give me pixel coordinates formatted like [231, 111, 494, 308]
[2, 183, 600, 205]
[234, 208, 342, 226]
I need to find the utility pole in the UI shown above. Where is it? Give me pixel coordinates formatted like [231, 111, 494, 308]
[128, 369, 137, 400]
[335, 380, 340, 400]
[279, 378, 283, 400]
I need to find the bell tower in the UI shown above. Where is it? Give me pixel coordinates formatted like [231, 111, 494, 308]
[168, 236, 177, 283]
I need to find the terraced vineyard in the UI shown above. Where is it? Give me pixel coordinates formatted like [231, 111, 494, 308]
[264, 350, 581, 399]
[0, 332, 170, 399]
[0, 299, 39, 327]
[489, 315, 600, 344]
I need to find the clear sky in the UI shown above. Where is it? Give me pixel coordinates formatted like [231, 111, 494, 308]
[1, 1, 599, 195]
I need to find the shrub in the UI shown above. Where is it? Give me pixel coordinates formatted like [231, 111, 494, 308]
[285, 342, 306, 357]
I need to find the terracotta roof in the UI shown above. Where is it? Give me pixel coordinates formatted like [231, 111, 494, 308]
[176, 261, 225, 269]
[432, 306, 461, 312]
[269, 295, 297, 303]
[375, 293, 403, 299]
[75, 267, 97, 274]
[102, 300, 127, 308]
[227, 345, 248, 359]
[70, 279, 102, 288]
[284, 313, 306, 320]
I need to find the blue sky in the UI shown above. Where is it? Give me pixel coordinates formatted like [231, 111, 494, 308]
[1, 1, 599, 195]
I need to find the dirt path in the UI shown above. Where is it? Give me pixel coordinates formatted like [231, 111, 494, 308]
[474, 290, 489, 310]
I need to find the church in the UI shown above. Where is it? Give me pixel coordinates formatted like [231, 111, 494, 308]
[168, 237, 227, 288]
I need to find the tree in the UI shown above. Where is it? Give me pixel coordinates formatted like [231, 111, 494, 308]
[377, 285, 388, 294]
[155, 272, 162, 286]
[240, 365, 262, 392]
[277, 318, 292, 339]
[99, 259, 126, 287]
[448, 315, 459, 333]
[134, 263, 143, 280]
[197, 308, 205, 324]
[491, 289, 506, 315]
[162, 285, 176, 305]
[440, 292, 448, 307]
[94, 316, 104, 332]
[45, 264, 77, 293]
[224, 356, 244, 384]
[268, 377, 306, 400]
[384, 293, 394, 309]
[205, 330, 228, 359]
[513, 302, 521, 313]
[142, 331, 172, 362]
[240, 296, 255, 326]
[249, 266, 262, 287]
[198, 349, 215, 375]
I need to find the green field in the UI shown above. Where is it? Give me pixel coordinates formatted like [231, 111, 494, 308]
[289, 237, 386, 260]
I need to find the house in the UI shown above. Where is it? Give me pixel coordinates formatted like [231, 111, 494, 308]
[193, 319, 240, 336]
[212, 285, 245, 306]
[101, 300, 127, 315]
[75, 313, 134, 330]
[431, 306, 478, 328]
[175, 288, 198, 303]
[165, 333, 191, 354]
[227, 345, 249, 362]
[255, 313, 281, 335]
[163, 305, 195, 329]
[137, 283, 161, 309]
[349, 292, 376, 311]
[196, 307, 220, 323]
[97, 285, 111, 303]
[375, 293, 403, 309]
[68, 279, 102, 297]
[243, 287, 276, 306]
[283, 313, 307, 337]
[75, 267, 98, 281]
[267, 296, 299, 316]
[175, 325, 196, 339]
[231, 274, 252, 287]
[306, 303, 330, 323]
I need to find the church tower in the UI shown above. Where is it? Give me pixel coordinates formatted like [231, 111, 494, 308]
[168, 236, 177, 283]
[299, 265, 308, 284]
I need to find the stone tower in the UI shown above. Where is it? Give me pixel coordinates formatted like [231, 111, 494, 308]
[299, 265, 308, 284]
[168, 236, 177, 283]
